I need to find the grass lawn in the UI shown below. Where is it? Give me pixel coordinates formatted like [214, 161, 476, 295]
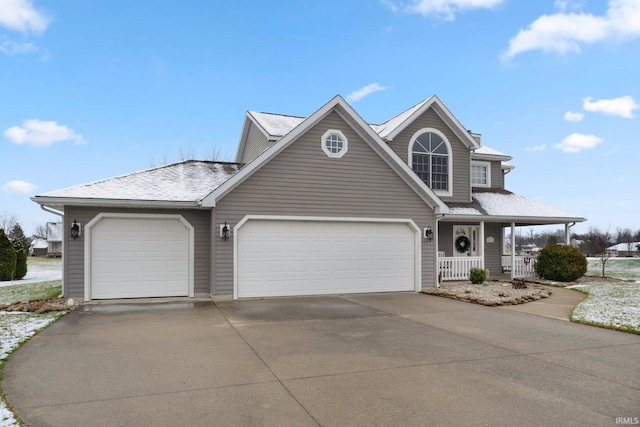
[570, 258, 640, 335]
[0, 276, 65, 426]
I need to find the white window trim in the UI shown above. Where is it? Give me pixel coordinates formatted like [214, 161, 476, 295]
[471, 160, 491, 188]
[407, 128, 453, 197]
[321, 129, 348, 158]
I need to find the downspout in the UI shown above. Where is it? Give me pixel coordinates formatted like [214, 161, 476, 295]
[39, 204, 65, 297]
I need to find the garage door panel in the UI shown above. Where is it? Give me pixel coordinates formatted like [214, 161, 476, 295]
[90, 217, 190, 299]
[237, 219, 416, 298]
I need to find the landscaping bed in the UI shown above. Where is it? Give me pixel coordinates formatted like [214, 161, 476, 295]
[423, 280, 551, 306]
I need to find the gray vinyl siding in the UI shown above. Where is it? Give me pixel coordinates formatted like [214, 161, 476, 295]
[438, 222, 454, 257]
[241, 121, 273, 164]
[214, 110, 436, 296]
[389, 108, 471, 203]
[483, 222, 503, 277]
[491, 161, 503, 188]
[63, 206, 211, 300]
[438, 222, 503, 277]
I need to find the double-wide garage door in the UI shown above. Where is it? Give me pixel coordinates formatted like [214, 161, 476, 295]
[237, 219, 417, 298]
[90, 216, 191, 299]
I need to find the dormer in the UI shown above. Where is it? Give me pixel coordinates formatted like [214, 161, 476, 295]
[471, 145, 514, 189]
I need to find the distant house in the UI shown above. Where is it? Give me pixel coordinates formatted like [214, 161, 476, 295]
[29, 237, 48, 257]
[47, 222, 63, 257]
[521, 243, 540, 255]
[606, 242, 640, 257]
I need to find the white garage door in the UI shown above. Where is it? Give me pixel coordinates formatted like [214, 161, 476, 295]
[90, 216, 191, 299]
[237, 219, 417, 298]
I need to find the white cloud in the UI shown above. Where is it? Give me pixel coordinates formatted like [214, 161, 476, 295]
[0, 0, 50, 34]
[503, 0, 640, 59]
[554, 133, 603, 153]
[4, 119, 85, 147]
[582, 95, 638, 118]
[346, 83, 389, 102]
[525, 144, 546, 152]
[0, 39, 37, 55]
[382, 0, 504, 21]
[564, 111, 584, 122]
[2, 180, 37, 194]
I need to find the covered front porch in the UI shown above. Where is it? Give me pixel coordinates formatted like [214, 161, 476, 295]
[436, 221, 574, 282]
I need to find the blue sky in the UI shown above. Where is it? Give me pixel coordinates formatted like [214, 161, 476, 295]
[1, 0, 639, 236]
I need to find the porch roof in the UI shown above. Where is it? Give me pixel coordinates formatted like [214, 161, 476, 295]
[444, 188, 586, 225]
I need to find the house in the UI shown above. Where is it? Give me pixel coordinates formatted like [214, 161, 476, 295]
[29, 237, 48, 257]
[46, 222, 63, 257]
[606, 242, 640, 257]
[31, 95, 586, 301]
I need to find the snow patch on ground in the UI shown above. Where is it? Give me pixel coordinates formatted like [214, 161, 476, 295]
[568, 282, 640, 333]
[0, 259, 62, 288]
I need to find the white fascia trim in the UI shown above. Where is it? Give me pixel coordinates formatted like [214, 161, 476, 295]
[232, 215, 422, 300]
[472, 152, 512, 162]
[234, 115, 253, 163]
[84, 213, 195, 301]
[385, 95, 480, 150]
[441, 214, 587, 224]
[32, 197, 201, 209]
[333, 105, 450, 213]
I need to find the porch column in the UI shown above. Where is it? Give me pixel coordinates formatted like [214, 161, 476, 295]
[565, 223, 570, 245]
[435, 219, 440, 288]
[510, 222, 515, 280]
[480, 221, 485, 270]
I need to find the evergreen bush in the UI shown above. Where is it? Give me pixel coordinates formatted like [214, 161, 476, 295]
[0, 229, 17, 281]
[12, 239, 28, 280]
[468, 267, 487, 284]
[534, 244, 587, 282]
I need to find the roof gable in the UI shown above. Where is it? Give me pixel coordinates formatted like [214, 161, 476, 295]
[202, 95, 449, 212]
[376, 95, 480, 150]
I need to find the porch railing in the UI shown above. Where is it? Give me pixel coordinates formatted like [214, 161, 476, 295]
[501, 255, 537, 278]
[438, 256, 483, 281]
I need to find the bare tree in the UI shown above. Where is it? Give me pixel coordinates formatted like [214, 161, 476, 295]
[178, 146, 197, 161]
[204, 145, 233, 162]
[582, 227, 613, 277]
[0, 211, 18, 233]
[33, 223, 48, 239]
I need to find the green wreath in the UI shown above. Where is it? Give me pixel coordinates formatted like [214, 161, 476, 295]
[455, 235, 470, 253]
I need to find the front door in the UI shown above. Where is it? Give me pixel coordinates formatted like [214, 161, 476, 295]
[453, 225, 480, 257]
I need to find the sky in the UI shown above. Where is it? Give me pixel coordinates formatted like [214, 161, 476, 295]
[1, 0, 639, 237]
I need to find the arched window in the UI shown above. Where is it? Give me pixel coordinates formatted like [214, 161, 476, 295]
[410, 129, 451, 194]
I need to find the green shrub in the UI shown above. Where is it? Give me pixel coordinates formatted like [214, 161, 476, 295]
[534, 244, 587, 282]
[0, 229, 17, 281]
[469, 268, 487, 284]
[12, 239, 27, 280]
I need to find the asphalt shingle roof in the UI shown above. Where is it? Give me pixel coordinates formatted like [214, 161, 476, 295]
[37, 161, 241, 203]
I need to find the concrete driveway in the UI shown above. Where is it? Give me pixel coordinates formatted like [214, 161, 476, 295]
[4, 293, 640, 426]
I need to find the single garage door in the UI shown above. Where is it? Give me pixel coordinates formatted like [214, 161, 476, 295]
[90, 216, 191, 299]
[237, 219, 417, 298]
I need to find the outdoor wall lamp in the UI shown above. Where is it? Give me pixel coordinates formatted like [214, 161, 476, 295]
[424, 226, 433, 242]
[220, 222, 230, 241]
[70, 219, 81, 240]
